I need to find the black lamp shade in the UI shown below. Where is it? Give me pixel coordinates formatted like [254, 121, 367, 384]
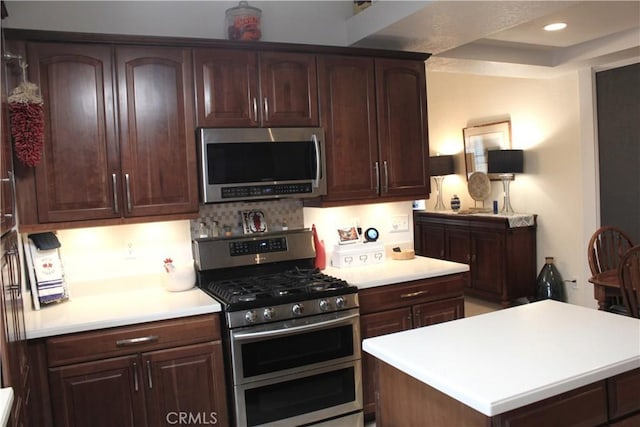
[487, 149, 524, 174]
[429, 155, 455, 176]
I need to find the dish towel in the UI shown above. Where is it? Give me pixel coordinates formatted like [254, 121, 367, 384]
[26, 233, 68, 307]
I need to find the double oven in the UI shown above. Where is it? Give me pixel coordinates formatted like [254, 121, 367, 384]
[194, 229, 363, 427]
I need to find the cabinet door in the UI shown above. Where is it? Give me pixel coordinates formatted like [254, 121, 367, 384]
[471, 230, 504, 297]
[194, 48, 259, 127]
[49, 355, 147, 427]
[415, 222, 446, 259]
[413, 297, 465, 328]
[143, 341, 229, 427]
[259, 52, 318, 127]
[376, 59, 429, 198]
[117, 46, 198, 217]
[1, 45, 15, 234]
[446, 227, 471, 266]
[360, 308, 412, 417]
[27, 42, 121, 223]
[317, 55, 379, 201]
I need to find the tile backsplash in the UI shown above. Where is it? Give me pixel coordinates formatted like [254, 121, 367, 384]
[190, 199, 304, 238]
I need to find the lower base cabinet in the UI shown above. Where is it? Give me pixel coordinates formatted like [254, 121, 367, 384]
[375, 361, 640, 427]
[28, 314, 229, 427]
[359, 273, 467, 418]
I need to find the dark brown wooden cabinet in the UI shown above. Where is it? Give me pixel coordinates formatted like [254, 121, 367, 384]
[414, 212, 537, 306]
[1, 41, 16, 235]
[194, 49, 318, 127]
[316, 56, 429, 205]
[375, 363, 640, 427]
[0, 231, 30, 427]
[359, 273, 467, 418]
[32, 314, 229, 427]
[14, 42, 198, 228]
[375, 59, 430, 200]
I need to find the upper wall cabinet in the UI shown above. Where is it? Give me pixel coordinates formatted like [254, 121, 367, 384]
[194, 49, 318, 127]
[317, 56, 429, 205]
[15, 42, 198, 228]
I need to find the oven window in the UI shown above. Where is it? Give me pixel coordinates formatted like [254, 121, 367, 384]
[242, 325, 354, 378]
[244, 366, 356, 426]
[207, 141, 317, 184]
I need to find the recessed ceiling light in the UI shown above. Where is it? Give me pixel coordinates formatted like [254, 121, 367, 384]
[544, 22, 567, 32]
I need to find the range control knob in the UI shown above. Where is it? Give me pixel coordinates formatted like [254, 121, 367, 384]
[319, 299, 330, 311]
[335, 296, 346, 309]
[292, 303, 304, 316]
[245, 310, 257, 323]
[263, 307, 275, 320]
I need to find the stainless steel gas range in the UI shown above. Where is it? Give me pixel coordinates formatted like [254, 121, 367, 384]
[193, 229, 363, 427]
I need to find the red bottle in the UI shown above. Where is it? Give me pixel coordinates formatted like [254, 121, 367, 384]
[311, 224, 326, 270]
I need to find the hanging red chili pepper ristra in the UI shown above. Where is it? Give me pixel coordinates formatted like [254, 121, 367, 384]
[8, 61, 45, 168]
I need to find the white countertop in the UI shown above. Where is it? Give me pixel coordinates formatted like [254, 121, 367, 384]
[362, 299, 640, 417]
[324, 256, 469, 289]
[0, 388, 12, 427]
[23, 275, 222, 339]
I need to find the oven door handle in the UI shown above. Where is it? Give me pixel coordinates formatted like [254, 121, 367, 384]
[232, 311, 359, 341]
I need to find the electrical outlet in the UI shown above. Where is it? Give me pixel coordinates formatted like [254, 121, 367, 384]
[390, 215, 409, 232]
[125, 242, 136, 259]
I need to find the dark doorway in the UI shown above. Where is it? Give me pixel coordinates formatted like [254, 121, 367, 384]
[596, 63, 640, 243]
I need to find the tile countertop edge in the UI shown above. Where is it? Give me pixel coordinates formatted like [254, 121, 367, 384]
[324, 256, 469, 289]
[0, 388, 12, 427]
[362, 300, 640, 417]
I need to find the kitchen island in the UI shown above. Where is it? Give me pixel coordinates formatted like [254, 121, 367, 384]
[363, 300, 640, 426]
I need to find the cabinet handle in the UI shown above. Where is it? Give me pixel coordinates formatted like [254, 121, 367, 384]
[383, 160, 389, 194]
[400, 290, 429, 298]
[263, 97, 269, 122]
[471, 253, 476, 263]
[116, 335, 159, 347]
[112, 174, 119, 214]
[132, 361, 139, 392]
[374, 161, 380, 194]
[125, 173, 132, 212]
[146, 360, 153, 389]
[252, 97, 258, 122]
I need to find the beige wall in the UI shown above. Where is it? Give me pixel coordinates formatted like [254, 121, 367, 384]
[426, 70, 598, 307]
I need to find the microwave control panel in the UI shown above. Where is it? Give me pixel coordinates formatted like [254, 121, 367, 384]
[221, 183, 313, 199]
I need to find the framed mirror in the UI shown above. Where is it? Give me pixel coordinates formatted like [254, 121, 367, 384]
[463, 120, 512, 180]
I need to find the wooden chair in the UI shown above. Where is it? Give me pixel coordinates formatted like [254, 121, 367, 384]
[588, 226, 634, 276]
[618, 245, 640, 318]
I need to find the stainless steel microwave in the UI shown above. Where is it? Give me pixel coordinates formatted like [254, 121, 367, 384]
[197, 128, 326, 203]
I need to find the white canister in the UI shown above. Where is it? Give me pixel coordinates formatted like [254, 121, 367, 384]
[162, 260, 196, 292]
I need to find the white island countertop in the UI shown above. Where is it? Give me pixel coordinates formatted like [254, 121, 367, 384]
[363, 299, 640, 417]
[23, 275, 221, 339]
[324, 256, 469, 289]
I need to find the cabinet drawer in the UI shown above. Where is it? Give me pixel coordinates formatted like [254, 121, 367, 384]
[46, 314, 220, 367]
[608, 368, 640, 420]
[359, 273, 467, 314]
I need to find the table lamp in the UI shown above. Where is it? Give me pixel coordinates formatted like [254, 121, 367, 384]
[429, 155, 455, 210]
[487, 149, 524, 214]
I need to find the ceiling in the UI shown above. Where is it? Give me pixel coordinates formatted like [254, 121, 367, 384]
[349, 1, 640, 78]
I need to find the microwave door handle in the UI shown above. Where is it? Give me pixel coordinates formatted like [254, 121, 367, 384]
[232, 311, 359, 341]
[312, 134, 321, 188]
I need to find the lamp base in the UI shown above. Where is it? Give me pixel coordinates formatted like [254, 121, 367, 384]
[500, 174, 515, 215]
[433, 176, 446, 210]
